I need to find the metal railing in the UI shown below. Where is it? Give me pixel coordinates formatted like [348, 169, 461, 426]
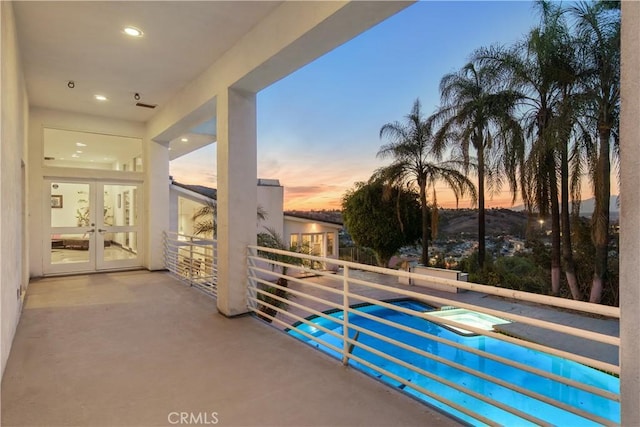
[246, 245, 620, 426]
[164, 231, 217, 298]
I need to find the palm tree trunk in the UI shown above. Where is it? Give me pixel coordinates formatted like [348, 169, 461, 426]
[477, 145, 486, 268]
[257, 277, 288, 323]
[419, 181, 429, 266]
[548, 155, 562, 296]
[590, 126, 611, 303]
[561, 139, 582, 300]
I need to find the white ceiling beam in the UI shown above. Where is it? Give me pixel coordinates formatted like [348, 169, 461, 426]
[147, 1, 413, 143]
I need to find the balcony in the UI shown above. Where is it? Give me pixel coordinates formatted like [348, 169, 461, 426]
[1, 234, 620, 425]
[1, 270, 455, 426]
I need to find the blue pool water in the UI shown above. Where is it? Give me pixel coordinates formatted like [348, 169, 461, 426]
[288, 300, 619, 426]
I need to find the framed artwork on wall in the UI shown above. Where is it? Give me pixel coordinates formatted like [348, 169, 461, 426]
[51, 195, 63, 208]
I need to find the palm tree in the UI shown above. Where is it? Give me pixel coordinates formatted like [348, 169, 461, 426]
[475, 1, 581, 297]
[569, 1, 620, 303]
[376, 99, 477, 266]
[192, 201, 267, 238]
[255, 227, 307, 323]
[432, 61, 524, 268]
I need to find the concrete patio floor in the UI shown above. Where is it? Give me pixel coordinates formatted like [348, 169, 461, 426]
[1, 270, 460, 427]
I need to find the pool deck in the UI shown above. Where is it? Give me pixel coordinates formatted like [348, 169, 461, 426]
[1, 271, 460, 427]
[283, 268, 619, 366]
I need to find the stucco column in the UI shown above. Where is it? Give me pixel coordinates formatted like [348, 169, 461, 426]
[620, 2, 640, 424]
[216, 87, 257, 316]
[144, 138, 170, 270]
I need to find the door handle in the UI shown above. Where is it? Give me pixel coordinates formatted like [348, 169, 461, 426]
[98, 229, 107, 233]
[87, 229, 95, 233]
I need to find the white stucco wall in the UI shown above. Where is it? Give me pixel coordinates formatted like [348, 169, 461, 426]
[1, 0, 29, 377]
[620, 2, 640, 423]
[143, 137, 169, 270]
[27, 108, 145, 277]
[257, 181, 284, 237]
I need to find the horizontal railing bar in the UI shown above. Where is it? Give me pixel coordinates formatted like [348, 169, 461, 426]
[249, 292, 344, 342]
[251, 290, 342, 329]
[344, 274, 619, 347]
[247, 306, 344, 356]
[344, 303, 619, 400]
[248, 265, 345, 298]
[250, 276, 343, 311]
[352, 293, 619, 375]
[347, 321, 614, 424]
[249, 245, 619, 318]
[247, 258, 342, 284]
[249, 289, 501, 426]
[246, 246, 621, 424]
[164, 230, 217, 241]
[344, 330, 552, 426]
[247, 255, 343, 281]
[346, 352, 498, 426]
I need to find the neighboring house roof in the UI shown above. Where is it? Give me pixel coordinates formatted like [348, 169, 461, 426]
[284, 212, 343, 227]
[171, 179, 343, 229]
[171, 181, 217, 200]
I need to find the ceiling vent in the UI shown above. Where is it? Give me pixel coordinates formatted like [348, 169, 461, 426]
[136, 102, 157, 109]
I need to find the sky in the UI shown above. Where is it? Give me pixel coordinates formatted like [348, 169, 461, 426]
[170, 1, 608, 211]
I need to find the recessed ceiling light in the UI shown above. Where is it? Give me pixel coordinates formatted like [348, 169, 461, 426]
[123, 26, 143, 37]
[168, 148, 172, 151]
[71, 154, 80, 158]
[76, 142, 86, 147]
[76, 150, 83, 154]
[181, 138, 188, 142]
[94, 94, 108, 101]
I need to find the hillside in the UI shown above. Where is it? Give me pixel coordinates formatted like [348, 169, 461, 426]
[438, 208, 529, 238]
[512, 195, 619, 220]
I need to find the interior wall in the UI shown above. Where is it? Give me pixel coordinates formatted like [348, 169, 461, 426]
[1, 0, 29, 378]
[49, 182, 88, 228]
[28, 108, 145, 277]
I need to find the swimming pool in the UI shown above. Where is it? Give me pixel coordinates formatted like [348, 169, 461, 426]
[287, 299, 619, 426]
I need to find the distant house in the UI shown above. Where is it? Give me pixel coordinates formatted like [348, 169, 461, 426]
[169, 178, 342, 259]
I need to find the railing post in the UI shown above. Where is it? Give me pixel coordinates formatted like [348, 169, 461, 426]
[342, 264, 350, 365]
[189, 236, 194, 285]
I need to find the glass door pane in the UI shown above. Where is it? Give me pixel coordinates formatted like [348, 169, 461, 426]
[98, 183, 142, 269]
[46, 180, 96, 273]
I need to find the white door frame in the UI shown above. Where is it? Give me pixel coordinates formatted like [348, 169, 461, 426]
[43, 178, 144, 275]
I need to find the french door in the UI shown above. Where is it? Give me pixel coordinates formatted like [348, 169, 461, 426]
[44, 179, 143, 275]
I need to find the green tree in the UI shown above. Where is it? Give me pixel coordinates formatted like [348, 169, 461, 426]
[433, 61, 524, 269]
[376, 99, 477, 266]
[342, 180, 421, 267]
[569, 1, 620, 303]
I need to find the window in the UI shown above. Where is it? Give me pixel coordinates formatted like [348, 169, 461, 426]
[326, 232, 335, 256]
[302, 233, 322, 256]
[43, 128, 143, 172]
[290, 234, 299, 250]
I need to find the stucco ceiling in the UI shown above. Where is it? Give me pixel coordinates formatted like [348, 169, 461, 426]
[13, 1, 282, 123]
